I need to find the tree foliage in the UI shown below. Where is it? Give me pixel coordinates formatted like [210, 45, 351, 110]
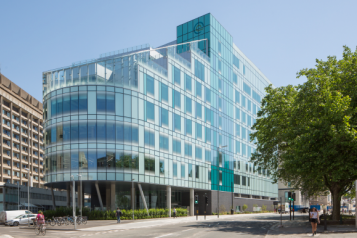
[251, 46, 357, 220]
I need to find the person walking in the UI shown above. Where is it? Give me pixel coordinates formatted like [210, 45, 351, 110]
[310, 207, 320, 236]
[173, 208, 177, 218]
[116, 208, 122, 223]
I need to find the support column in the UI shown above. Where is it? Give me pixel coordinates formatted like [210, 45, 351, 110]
[95, 182, 104, 210]
[78, 182, 82, 211]
[51, 186, 56, 210]
[111, 183, 116, 211]
[69, 183, 73, 207]
[190, 188, 194, 216]
[66, 186, 70, 207]
[167, 186, 171, 217]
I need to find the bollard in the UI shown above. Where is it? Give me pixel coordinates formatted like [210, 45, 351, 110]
[324, 209, 327, 231]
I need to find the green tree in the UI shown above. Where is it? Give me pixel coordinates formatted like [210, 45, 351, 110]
[242, 204, 248, 212]
[251, 46, 357, 221]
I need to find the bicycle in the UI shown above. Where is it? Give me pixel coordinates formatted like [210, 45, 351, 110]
[35, 224, 46, 236]
[78, 216, 87, 225]
[50, 217, 62, 226]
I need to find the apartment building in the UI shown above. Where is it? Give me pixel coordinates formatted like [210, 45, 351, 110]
[0, 73, 44, 188]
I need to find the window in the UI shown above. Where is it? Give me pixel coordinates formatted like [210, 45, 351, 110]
[181, 164, 185, 178]
[235, 107, 240, 120]
[253, 104, 257, 115]
[242, 111, 246, 124]
[242, 143, 247, 156]
[185, 142, 192, 157]
[205, 87, 211, 103]
[218, 41, 221, 55]
[241, 95, 246, 108]
[161, 83, 168, 103]
[243, 65, 246, 75]
[144, 155, 155, 175]
[159, 134, 169, 151]
[195, 147, 202, 160]
[159, 159, 165, 175]
[205, 127, 211, 143]
[233, 55, 239, 69]
[185, 96, 192, 114]
[174, 113, 181, 132]
[235, 90, 240, 104]
[185, 74, 192, 92]
[242, 176, 246, 186]
[173, 138, 181, 154]
[205, 107, 211, 124]
[195, 165, 200, 178]
[146, 74, 154, 96]
[160, 108, 168, 127]
[146, 101, 155, 122]
[242, 127, 246, 140]
[234, 160, 240, 170]
[144, 130, 155, 148]
[196, 102, 202, 119]
[233, 73, 237, 84]
[205, 149, 211, 163]
[243, 83, 251, 96]
[253, 90, 261, 103]
[173, 90, 181, 109]
[185, 119, 192, 136]
[195, 59, 205, 81]
[173, 66, 181, 85]
[236, 141, 240, 154]
[173, 162, 177, 177]
[219, 79, 222, 92]
[248, 100, 252, 112]
[188, 164, 192, 177]
[196, 123, 202, 139]
[235, 124, 240, 137]
[218, 60, 222, 73]
[196, 81, 202, 98]
[247, 115, 251, 127]
[234, 174, 240, 185]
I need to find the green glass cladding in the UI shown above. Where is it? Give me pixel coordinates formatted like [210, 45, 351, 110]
[42, 14, 277, 199]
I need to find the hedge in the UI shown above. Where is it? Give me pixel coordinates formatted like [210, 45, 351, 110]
[43, 207, 187, 220]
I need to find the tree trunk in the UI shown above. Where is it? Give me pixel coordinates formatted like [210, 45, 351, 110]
[330, 184, 342, 221]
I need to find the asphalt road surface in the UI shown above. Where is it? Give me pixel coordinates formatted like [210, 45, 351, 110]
[0, 213, 356, 238]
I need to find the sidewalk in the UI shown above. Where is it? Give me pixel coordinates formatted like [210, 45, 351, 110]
[267, 216, 357, 237]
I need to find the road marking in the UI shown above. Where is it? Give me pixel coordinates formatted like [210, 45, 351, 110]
[182, 228, 195, 232]
[155, 233, 173, 238]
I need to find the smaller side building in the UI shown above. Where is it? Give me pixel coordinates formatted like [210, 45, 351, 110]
[278, 181, 309, 207]
[0, 182, 67, 213]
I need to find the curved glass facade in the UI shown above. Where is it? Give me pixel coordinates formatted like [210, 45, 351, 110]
[43, 13, 277, 212]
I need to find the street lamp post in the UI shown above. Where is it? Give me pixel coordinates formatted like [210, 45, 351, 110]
[24, 168, 30, 227]
[217, 145, 227, 218]
[132, 179, 135, 220]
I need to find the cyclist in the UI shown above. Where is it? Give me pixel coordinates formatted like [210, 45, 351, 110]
[36, 211, 45, 229]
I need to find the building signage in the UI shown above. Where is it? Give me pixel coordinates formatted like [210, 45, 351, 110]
[194, 22, 204, 34]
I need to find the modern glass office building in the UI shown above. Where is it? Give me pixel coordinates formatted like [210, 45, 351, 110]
[42, 13, 278, 214]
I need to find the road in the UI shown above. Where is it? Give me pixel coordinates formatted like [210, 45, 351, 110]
[0, 213, 356, 238]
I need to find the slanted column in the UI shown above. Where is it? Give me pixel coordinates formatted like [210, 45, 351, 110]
[190, 188, 194, 216]
[167, 186, 171, 217]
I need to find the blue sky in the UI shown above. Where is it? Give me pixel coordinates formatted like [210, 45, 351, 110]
[0, 0, 356, 101]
